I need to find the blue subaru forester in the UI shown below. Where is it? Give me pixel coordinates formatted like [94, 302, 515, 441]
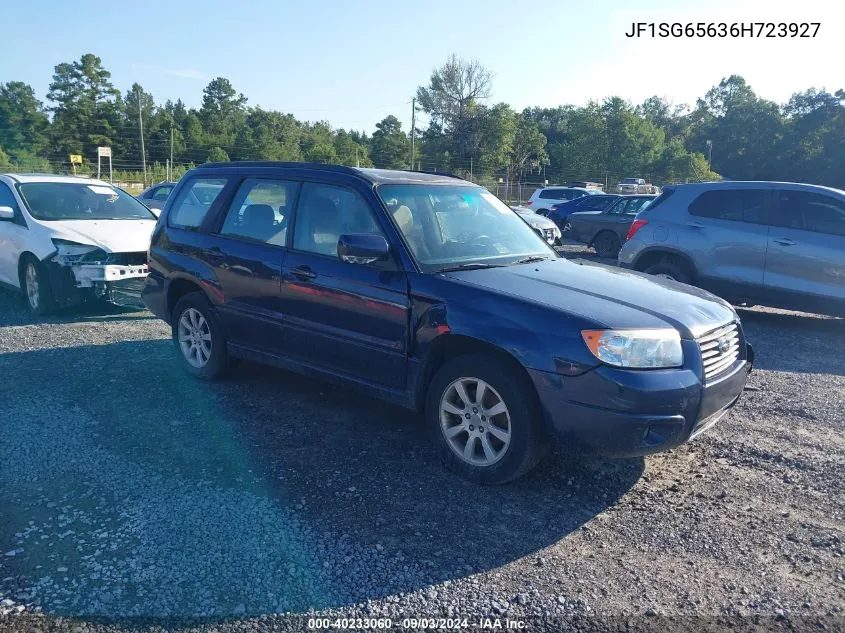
[143, 162, 753, 484]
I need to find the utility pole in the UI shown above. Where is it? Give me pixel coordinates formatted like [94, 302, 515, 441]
[706, 140, 713, 170]
[410, 98, 415, 170]
[356, 146, 360, 168]
[138, 93, 147, 187]
[470, 156, 473, 180]
[170, 123, 174, 180]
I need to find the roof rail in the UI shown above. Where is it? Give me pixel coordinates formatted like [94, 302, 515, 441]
[401, 168, 466, 181]
[197, 160, 363, 176]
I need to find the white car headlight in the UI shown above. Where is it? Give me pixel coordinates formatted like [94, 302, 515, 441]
[581, 328, 683, 368]
[51, 239, 102, 264]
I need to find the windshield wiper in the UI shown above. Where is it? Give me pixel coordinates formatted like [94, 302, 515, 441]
[509, 256, 551, 265]
[436, 262, 504, 273]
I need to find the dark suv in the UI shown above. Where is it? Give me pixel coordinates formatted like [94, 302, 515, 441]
[143, 162, 753, 484]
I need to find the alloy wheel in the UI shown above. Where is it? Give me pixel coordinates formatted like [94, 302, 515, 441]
[25, 263, 40, 310]
[178, 307, 213, 368]
[439, 377, 512, 466]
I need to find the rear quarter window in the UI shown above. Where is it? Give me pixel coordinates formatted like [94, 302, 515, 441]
[168, 178, 228, 229]
[689, 189, 766, 224]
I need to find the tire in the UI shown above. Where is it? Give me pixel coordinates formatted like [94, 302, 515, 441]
[171, 292, 229, 379]
[644, 260, 692, 285]
[593, 231, 621, 259]
[425, 353, 547, 485]
[21, 256, 56, 316]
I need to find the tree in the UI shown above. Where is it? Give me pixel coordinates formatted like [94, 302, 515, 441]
[0, 146, 12, 170]
[333, 129, 371, 166]
[369, 115, 408, 168]
[46, 54, 121, 162]
[120, 83, 155, 166]
[199, 77, 247, 150]
[509, 113, 548, 180]
[206, 146, 229, 162]
[416, 55, 491, 129]
[0, 82, 50, 159]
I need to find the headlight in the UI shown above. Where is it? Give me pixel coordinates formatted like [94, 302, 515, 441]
[581, 328, 683, 368]
[51, 239, 104, 264]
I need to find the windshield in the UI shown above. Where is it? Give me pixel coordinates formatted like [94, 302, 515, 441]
[18, 182, 157, 221]
[620, 178, 639, 184]
[378, 184, 556, 272]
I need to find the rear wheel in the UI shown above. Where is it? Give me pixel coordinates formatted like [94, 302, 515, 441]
[425, 353, 546, 484]
[593, 231, 621, 258]
[644, 259, 692, 285]
[21, 257, 56, 316]
[171, 292, 229, 379]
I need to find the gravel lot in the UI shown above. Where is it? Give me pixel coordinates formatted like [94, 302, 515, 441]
[1, 244, 843, 632]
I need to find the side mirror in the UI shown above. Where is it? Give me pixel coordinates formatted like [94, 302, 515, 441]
[337, 233, 390, 264]
[0, 206, 14, 220]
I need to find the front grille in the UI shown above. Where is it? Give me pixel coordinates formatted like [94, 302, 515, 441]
[697, 322, 741, 382]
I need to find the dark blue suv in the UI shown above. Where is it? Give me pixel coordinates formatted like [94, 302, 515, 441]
[143, 162, 753, 484]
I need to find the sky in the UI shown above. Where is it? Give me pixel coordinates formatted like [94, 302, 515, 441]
[2, 0, 840, 134]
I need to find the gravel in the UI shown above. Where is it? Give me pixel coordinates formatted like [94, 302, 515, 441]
[1, 245, 843, 632]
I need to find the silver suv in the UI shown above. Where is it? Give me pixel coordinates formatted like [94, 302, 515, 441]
[618, 181, 845, 316]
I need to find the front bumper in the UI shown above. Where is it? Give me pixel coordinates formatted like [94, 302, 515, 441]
[529, 342, 753, 457]
[44, 260, 148, 309]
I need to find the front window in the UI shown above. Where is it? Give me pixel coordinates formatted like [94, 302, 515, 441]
[620, 178, 638, 185]
[18, 182, 156, 221]
[378, 184, 556, 272]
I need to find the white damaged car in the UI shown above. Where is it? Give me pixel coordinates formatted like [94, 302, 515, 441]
[0, 173, 157, 314]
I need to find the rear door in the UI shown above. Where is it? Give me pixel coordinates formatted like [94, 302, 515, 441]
[280, 180, 409, 389]
[204, 177, 297, 354]
[765, 188, 845, 310]
[683, 186, 771, 295]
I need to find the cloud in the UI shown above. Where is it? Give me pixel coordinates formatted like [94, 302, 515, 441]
[162, 68, 209, 81]
[135, 64, 208, 81]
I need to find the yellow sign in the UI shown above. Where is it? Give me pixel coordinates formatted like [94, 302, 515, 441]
[69, 154, 83, 165]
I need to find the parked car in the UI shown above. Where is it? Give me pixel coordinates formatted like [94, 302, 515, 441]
[144, 161, 752, 484]
[137, 180, 177, 216]
[511, 205, 562, 245]
[0, 173, 157, 314]
[564, 195, 656, 258]
[618, 181, 845, 316]
[616, 178, 657, 194]
[546, 194, 621, 229]
[525, 186, 600, 215]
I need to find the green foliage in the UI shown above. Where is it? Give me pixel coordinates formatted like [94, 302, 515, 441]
[370, 115, 408, 169]
[1, 52, 842, 191]
[206, 146, 230, 163]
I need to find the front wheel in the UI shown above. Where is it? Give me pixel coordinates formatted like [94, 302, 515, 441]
[22, 257, 56, 316]
[425, 353, 546, 484]
[171, 292, 229, 379]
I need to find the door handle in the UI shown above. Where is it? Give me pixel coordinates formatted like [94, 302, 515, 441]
[774, 238, 796, 246]
[687, 222, 704, 229]
[291, 265, 317, 280]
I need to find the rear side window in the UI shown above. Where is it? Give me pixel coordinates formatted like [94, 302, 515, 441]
[689, 189, 766, 224]
[169, 178, 228, 229]
[539, 189, 562, 200]
[219, 178, 297, 245]
[773, 190, 845, 237]
[583, 196, 616, 211]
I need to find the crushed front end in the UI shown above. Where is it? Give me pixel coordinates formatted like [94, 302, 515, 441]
[46, 241, 148, 309]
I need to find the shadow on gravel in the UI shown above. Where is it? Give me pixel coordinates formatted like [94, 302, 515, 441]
[0, 288, 154, 327]
[0, 339, 643, 620]
[736, 307, 845, 377]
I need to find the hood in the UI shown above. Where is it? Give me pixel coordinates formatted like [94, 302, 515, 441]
[41, 219, 157, 253]
[518, 212, 557, 230]
[444, 258, 736, 339]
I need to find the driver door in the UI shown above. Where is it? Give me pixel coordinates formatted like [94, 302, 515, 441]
[279, 181, 410, 389]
